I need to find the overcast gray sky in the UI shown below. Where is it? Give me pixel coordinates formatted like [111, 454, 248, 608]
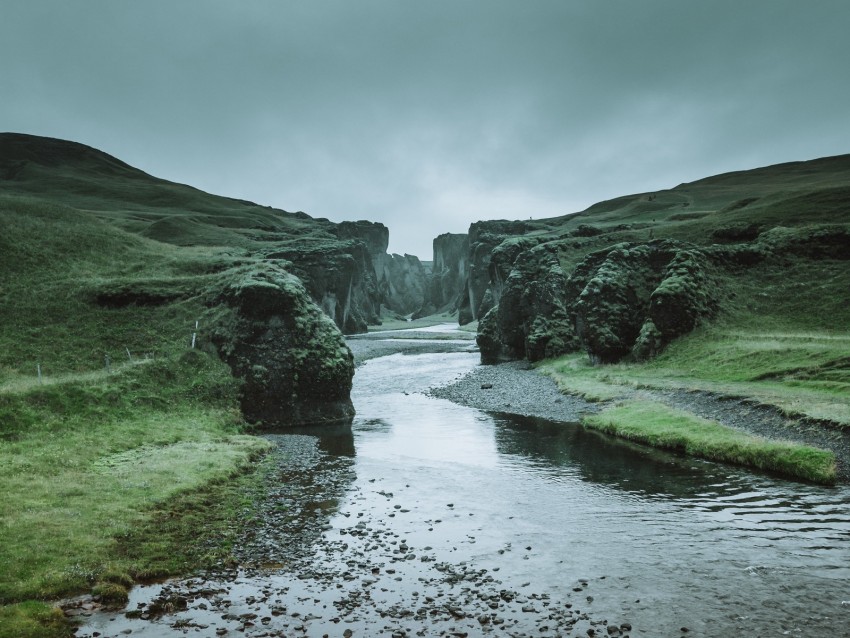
[3, 1, 849, 258]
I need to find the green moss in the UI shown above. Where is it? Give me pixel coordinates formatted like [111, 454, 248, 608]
[0, 601, 71, 638]
[91, 582, 129, 606]
[0, 353, 269, 606]
[584, 400, 836, 484]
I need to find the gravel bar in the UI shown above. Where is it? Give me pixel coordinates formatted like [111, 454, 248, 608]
[428, 360, 598, 423]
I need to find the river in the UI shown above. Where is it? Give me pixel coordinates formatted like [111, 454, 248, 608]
[79, 341, 850, 637]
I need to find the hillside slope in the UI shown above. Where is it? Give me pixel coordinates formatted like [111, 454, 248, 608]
[0, 133, 434, 333]
[439, 154, 850, 433]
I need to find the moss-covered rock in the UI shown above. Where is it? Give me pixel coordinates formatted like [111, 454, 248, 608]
[571, 241, 717, 363]
[478, 244, 578, 362]
[208, 264, 354, 427]
[476, 238, 718, 365]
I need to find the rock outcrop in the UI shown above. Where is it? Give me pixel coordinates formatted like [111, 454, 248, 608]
[209, 264, 355, 427]
[267, 219, 433, 330]
[381, 253, 428, 316]
[570, 241, 717, 363]
[459, 221, 533, 324]
[478, 242, 576, 363]
[266, 240, 381, 334]
[334, 220, 390, 265]
[476, 239, 719, 364]
[416, 233, 468, 317]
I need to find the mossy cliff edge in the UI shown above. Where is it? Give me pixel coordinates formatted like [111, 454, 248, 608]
[435, 154, 850, 368]
[0, 133, 364, 427]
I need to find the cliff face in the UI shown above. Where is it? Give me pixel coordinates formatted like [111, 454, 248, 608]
[449, 155, 850, 365]
[416, 233, 468, 317]
[380, 253, 428, 316]
[266, 241, 381, 334]
[335, 220, 389, 273]
[458, 221, 534, 324]
[478, 239, 718, 364]
[331, 220, 430, 318]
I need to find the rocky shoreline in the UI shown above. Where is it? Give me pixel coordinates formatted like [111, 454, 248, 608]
[68, 338, 848, 637]
[429, 356, 850, 483]
[428, 360, 599, 424]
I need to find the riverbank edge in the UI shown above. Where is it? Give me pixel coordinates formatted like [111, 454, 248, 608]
[4, 448, 277, 638]
[429, 358, 846, 485]
[0, 355, 278, 638]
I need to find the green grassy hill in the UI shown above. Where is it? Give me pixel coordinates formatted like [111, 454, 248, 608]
[545, 155, 850, 235]
[0, 134, 358, 636]
[0, 132, 340, 250]
[467, 154, 850, 483]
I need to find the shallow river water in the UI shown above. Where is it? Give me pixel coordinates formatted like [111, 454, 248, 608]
[80, 348, 850, 637]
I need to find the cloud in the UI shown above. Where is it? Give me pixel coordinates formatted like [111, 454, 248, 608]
[2, 1, 849, 257]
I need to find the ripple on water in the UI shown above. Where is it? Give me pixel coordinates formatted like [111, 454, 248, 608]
[76, 349, 850, 637]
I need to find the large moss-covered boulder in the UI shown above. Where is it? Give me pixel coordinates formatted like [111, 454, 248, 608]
[209, 264, 355, 427]
[477, 244, 578, 362]
[477, 238, 717, 365]
[571, 241, 717, 363]
[572, 245, 656, 363]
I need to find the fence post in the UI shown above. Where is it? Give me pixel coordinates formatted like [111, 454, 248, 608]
[37, 363, 42, 385]
[126, 348, 133, 362]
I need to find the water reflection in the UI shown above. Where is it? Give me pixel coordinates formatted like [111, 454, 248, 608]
[274, 422, 356, 457]
[79, 349, 850, 637]
[491, 412, 707, 494]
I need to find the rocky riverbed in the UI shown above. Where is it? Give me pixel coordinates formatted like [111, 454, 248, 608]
[72, 333, 850, 637]
[73, 344, 629, 637]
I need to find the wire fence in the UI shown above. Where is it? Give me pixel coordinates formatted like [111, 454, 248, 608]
[1, 320, 203, 394]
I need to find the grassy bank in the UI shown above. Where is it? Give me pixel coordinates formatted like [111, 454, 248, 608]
[539, 256, 850, 427]
[539, 326, 850, 427]
[538, 326, 846, 483]
[539, 327, 850, 428]
[0, 352, 270, 637]
[0, 195, 277, 636]
[583, 400, 836, 484]
[537, 258, 849, 483]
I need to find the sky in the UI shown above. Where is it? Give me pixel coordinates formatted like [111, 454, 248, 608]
[2, 1, 849, 259]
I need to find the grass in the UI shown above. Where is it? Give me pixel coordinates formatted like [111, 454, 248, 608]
[537, 255, 850, 480]
[540, 256, 850, 427]
[0, 353, 270, 603]
[0, 352, 272, 637]
[539, 330, 850, 427]
[0, 150, 286, 635]
[583, 400, 836, 484]
[0, 602, 71, 638]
